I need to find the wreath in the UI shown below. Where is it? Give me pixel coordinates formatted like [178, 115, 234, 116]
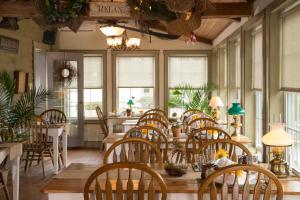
[56, 61, 77, 86]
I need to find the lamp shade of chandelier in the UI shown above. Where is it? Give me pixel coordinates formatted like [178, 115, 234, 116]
[99, 26, 125, 37]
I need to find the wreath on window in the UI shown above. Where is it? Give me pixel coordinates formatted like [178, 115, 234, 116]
[56, 61, 77, 86]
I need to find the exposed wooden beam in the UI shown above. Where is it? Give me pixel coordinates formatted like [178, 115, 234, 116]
[0, 2, 252, 19]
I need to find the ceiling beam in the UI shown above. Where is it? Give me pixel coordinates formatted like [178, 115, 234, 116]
[0, 2, 252, 19]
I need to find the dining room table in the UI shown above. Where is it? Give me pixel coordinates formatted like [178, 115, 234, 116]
[42, 163, 300, 200]
[0, 142, 22, 200]
[106, 116, 140, 134]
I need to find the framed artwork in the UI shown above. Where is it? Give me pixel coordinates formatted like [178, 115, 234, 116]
[14, 71, 28, 93]
[0, 35, 19, 54]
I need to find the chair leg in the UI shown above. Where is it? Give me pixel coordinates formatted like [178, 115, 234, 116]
[28, 151, 35, 169]
[0, 171, 10, 200]
[24, 151, 30, 173]
[41, 152, 45, 178]
[49, 149, 54, 166]
[59, 152, 64, 166]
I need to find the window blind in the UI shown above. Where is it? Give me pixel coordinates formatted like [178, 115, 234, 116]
[235, 42, 241, 89]
[84, 56, 103, 88]
[281, 8, 300, 91]
[252, 30, 263, 90]
[117, 56, 155, 87]
[219, 48, 227, 88]
[168, 56, 207, 88]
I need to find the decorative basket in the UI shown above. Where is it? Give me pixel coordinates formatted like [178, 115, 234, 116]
[164, 163, 188, 177]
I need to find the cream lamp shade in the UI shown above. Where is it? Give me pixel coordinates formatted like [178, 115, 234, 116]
[209, 96, 224, 108]
[262, 123, 293, 147]
[100, 26, 125, 37]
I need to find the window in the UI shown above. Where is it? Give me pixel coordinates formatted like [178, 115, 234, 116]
[218, 47, 228, 122]
[234, 40, 241, 101]
[65, 61, 78, 119]
[116, 56, 155, 112]
[167, 55, 208, 116]
[83, 56, 103, 119]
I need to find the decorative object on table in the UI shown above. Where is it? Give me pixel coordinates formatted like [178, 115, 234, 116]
[165, 146, 187, 176]
[164, 163, 188, 177]
[171, 121, 182, 138]
[168, 83, 216, 115]
[209, 96, 224, 121]
[55, 61, 77, 86]
[0, 71, 51, 142]
[262, 123, 293, 178]
[34, 0, 87, 32]
[227, 102, 245, 137]
[126, 98, 134, 117]
[0, 35, 19, 54]
[14, 71, 29, 93]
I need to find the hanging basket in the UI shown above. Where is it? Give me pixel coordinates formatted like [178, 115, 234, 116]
[165, 0, 196, 13]
[166, 13, 202, 35]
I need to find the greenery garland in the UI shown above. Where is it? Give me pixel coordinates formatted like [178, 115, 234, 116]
[43, 0, 87, 24]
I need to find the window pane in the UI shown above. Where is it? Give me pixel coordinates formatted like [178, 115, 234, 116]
[252, 29, 263, 89]
[84, 89, 102, 119]
[117, 56, 155, 87]
[168, 56, 207, 88]
[84, 56, 103, 88]
[118, 88, 154, 112]
[286, 92, 300, 171]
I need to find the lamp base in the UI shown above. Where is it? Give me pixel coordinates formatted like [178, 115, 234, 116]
[230, 115, 242, 137]
[270, 154, 289, 178]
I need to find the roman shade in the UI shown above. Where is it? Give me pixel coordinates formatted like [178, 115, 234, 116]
[281, 8, 300, 91]
[117, 56, 155, 88]
[168, 56, 207, 88]
[235, 41, 241, 89]
[84, 56, 103, 88]
[252, 29, 263, 90]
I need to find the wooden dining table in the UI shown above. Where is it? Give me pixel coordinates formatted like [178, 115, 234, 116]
[42, 163, 300, 200]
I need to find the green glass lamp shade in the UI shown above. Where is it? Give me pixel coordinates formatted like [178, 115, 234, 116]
[127, 99, 134, 106]
[227, 103, 245, 115]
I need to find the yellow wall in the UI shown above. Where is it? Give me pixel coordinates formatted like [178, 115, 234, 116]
[0, 19, 46, 83]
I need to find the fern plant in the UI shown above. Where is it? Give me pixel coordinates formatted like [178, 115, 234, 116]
[167, 83, 216, 115]
[0, 71, 51, 141]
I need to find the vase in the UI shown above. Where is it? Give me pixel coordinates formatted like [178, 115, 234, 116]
[126, 109, 132, 117]
[172, 127, 181, 138]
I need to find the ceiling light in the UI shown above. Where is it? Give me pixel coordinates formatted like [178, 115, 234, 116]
[100, 26, 125, 37]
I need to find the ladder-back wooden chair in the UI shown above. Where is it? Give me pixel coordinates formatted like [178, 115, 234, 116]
[185, 127, 231, 163]
[137, 118, 169, 134]
[23, 119, 52, 177]
[124, 126, 169, 162]
[0, 154, 9, 200]
[181, 109, 211, 120]
[144, 108, 168, 118]
[96, 106, 109, 151]
[198, 164, 283, 200]
[200, 139, 252, 163]
[84, 162, 167, 200]
[138, 113, 169, 125]
[103, 138, 163, 164]
[186, 117, 218, 133]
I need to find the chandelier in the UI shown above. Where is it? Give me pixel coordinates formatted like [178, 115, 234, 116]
[99, 26, 140, 50]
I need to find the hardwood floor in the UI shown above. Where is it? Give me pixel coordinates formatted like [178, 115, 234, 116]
[0, 149, 103, 200]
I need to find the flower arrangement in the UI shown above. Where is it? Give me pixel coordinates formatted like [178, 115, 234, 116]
[216, 149, 229, 160]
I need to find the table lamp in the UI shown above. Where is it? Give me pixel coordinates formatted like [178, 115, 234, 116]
[227, 102, 245, 137]
[262, 123, 293, 178]
[209, 96, 224, 121]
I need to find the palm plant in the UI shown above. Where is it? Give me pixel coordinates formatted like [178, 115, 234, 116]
[0, 71, 51, 141]
[167, 83, 216, 115]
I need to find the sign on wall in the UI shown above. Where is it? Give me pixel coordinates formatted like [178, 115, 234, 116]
[0, 35, 19, 54]
[89, 2, 131, 18]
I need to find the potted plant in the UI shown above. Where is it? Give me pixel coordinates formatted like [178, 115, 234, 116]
[171, 121, 182, 138]
[0, 71, 51, 142]
[126, 98, 134, 117]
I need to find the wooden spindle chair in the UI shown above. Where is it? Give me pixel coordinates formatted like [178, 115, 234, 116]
[0, 155, 9, 200]
[40, 109, 67, 168]
[185, 127, 231, 163]
[186, 117, 218, 133]
[144, 108, 168, 118]
[181, 109, 211, 121]
[103, 138, 163, 164]
[138, 113, 169, 125]
[124, 126, 169, 163]
[200, 139, 252, 163]
[84, 163, 167, 200]
[23, 119, 52, 177]
[137, 118, 169, 134]
[96, 106, 109, 151]
[198, 164, 283, 200]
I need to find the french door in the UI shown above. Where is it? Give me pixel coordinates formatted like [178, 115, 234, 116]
[46, 52, 84, 147]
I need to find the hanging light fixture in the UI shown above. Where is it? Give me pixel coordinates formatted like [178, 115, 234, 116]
[99, 26, 125, 37]
[106, 31, 140, 51]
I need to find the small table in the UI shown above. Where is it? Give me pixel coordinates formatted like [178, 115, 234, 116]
[106, 116, 139, 134]
[0, 143, 22, 200]
[46, 123, 70, 174]
[122, 119, 138, 132]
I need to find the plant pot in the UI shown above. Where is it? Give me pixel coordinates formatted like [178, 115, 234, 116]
[126, 109, 132, 117]
[172, 127, 181, 138]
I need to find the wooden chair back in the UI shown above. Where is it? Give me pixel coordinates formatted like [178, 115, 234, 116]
[84, 162, 167, 200]
[181, 109, 210, 120]
[96, 106, 109, 138]
[28, 119, 49, 147]
[183, 112, 213, 126]
[186, 117, 218, 133]
[185, 127, 231, 163]
[40, 109, 67, 124]
[124, 126, 169, 162]
[198, 164, 283, 200]
[144, 108, 168, 117]
[138, 113, 169, 125]
[200, 139, 252, 163]
[137, 118, 169, 134]
[103, 138, 163, 164]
